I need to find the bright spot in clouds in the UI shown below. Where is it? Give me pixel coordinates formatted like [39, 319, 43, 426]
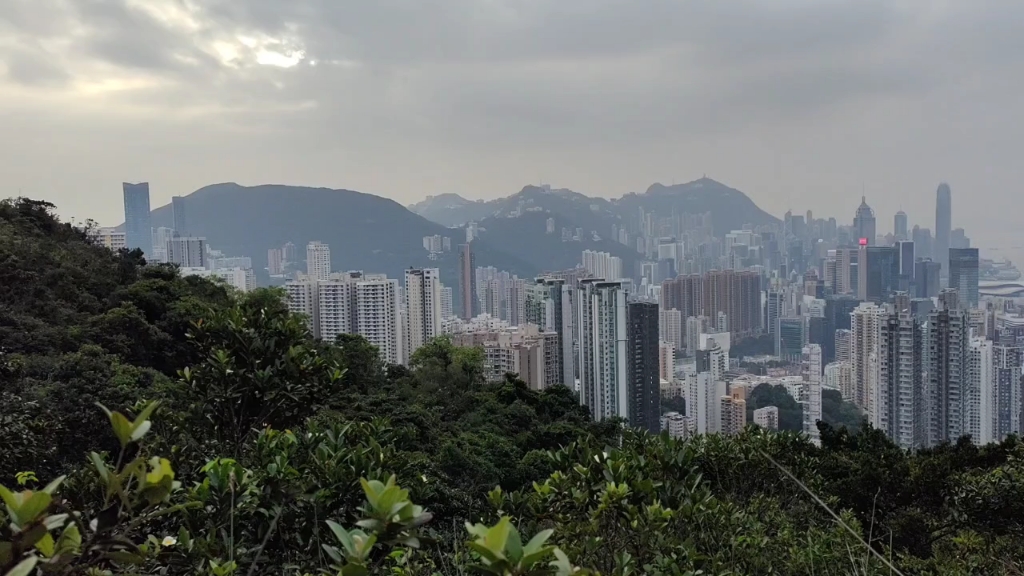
[256, 49, 306, 68]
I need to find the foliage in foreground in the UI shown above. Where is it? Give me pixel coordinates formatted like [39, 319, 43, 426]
[2, 198, 1024, 575]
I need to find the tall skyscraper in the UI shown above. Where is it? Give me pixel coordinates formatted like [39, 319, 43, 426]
[627, 301, 661, 433]
[858, 245, 900, 303]
[802, 344, 823, 446]
[171, 196, 187, 235]
[526, 277, 576, 387]
[912, 226, 934, 261]
[897, 241, 915, 292]
[966, 338, 994, 446]
[122, 182, 153, 255]
[853, 196, 877, 246]
[927, 289, 969, 445]
[576, 279, 629, 422]
[458, 243, 476, 319]
[877, 304, 925, 449]
[440, 286, 454, 320]
[935, 183, 952, 279]
[404, 268, 442, 360]
[949, 248, 980, 308]
[993, 345, 1022, 441]
[166, 236, 207, 268]
[355, 277, 402, 366]
[894, 211, 908, 241]
[306, 241, 331, 281]
[915, 259, 941, 298]
[851, 303, 886, 413]
[776, 318, 804, 363]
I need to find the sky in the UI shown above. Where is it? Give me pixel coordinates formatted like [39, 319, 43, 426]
[1, 0, 1022, 251]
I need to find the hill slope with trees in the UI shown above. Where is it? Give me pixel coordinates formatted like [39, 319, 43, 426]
[3, 197, 1023, 575]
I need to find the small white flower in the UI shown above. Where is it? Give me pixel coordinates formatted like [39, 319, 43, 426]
[162, 536, 177, 547]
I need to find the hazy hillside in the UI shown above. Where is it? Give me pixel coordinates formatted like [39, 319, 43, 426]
[407, 193, 493, 227]
[412, 178, 779, 236]
[614, 178, 780, 233]
[146, 183, 533, 286]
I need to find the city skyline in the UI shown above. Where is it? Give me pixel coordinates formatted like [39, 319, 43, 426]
[3, 3, 1023, 251]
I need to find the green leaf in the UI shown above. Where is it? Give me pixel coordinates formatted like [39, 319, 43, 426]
[89, 453, 109, 482]
[5, 555, 38, 576]
[129, 420, 152, 441]
[325, 520, 357, 557]
[131, 401, 160, 431]
[466, 541, 504, 564]
[505, 523, 523, 562]
[523, 529, 553, 556]
[41, 476, 65, 495]
[108, 411, 133, 447]
[483, 517, 512, 556]
[15, 491, 52, 526]
[34, 533, 55, 558]
[55, 522, 82, 556]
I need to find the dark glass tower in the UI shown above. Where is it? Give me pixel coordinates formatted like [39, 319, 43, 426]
[626, 301, 660, 433]
[948, 248, 980, 308]
[122, 182, 152, 255]
[171, 196, 187, 236]
[935, 183, 952, 280]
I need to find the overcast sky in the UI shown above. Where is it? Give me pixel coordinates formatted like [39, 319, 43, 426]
[1, 0, 1022, 249]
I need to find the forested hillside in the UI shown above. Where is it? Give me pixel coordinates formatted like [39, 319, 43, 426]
[2, 197, 1023, 575]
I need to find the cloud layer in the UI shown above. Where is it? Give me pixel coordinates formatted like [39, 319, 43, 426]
[1, 0, 1022, 248]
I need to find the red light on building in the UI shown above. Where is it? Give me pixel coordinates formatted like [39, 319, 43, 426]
[859, 237, 868, 246]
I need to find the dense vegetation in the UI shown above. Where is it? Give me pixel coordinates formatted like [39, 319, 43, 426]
[2, 198, 1023, 575]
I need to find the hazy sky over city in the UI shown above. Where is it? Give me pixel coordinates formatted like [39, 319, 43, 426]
[1, 0, 1022, 249]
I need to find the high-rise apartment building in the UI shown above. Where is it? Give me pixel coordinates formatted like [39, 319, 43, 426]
[122, 182, 153, 255]
[802, 344, 823, 446]
[927, 289, 969, 445]
[440, 286, 454, 320]
[993, 345, 1023, 441]
[824, 361, 854, 401]
[581, 250, 623, 281]
[285, 280, 320, 337]
[458, 243, 476, 319]
[702, 270, 762, 338]
[659, 341, 675, 381]
[576, 279, 629, 422]
[306, 241, 331, 281]
[659, 307, 684, 356]
[661, 274, 702, 318]
[687, 371, 725, 435]
[171, 196, 187, 235]
[720, 395, 747, 436]
[851, 303, 886, 413]
[267, 249, 284, 275]
[317, 274, 359, 342]
[525, 278, 576, 386]
[949, 248, 980, 308]
[627, 301, 661, 433]
[404, 268, 442, 360]
[935, 183, 952, 280]
[834, 248, 859, 295]
[166, 236, 207, 268]
[753, 406, 779, 430]
[876, 305, 925, 449]
[966, 338, 994, 446]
